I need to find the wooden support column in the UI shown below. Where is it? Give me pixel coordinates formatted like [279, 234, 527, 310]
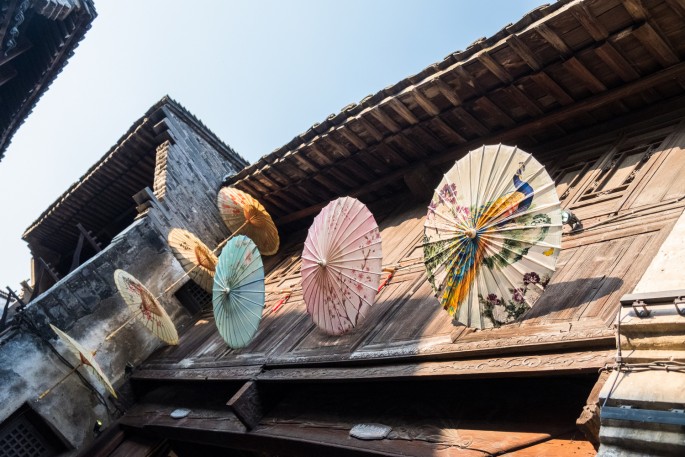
[576, 370, 609, 448]
[226, 381, 263, 430]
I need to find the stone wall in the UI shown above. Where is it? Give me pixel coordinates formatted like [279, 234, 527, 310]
[154, 107, 240, 248]
[0, 107, 245, 454]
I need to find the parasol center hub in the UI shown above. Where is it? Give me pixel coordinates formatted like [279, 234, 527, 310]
[464, 228, 477, 239]
[317, 259, 328, 268]
[223, 286, 231, 295]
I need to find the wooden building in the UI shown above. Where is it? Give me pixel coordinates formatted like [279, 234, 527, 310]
[77, 0, 685, 455]
[7, 0, 685, 455]
[0, 97, 247, 455]
[0, 0, 95, 162]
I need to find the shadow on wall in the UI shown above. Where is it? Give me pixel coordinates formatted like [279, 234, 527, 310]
[524, 276, 624, 321]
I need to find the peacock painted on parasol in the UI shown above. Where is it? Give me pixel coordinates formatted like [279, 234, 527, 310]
[423, 144, 562, 329]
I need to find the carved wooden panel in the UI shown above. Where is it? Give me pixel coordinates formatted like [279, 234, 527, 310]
[551, 117, 682, 221]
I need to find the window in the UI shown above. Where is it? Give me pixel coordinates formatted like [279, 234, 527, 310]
[551, 119, 680, 216]
[0, 404, 69, 457]
[174, 281, 212, 315]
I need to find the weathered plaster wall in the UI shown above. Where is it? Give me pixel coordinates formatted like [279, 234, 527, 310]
[0, 106, 246, 454]
[0, 216, 193, 453]
[633, 208, 685, 293]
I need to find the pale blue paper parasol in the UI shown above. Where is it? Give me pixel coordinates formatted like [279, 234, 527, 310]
[212, 235, 265, 348]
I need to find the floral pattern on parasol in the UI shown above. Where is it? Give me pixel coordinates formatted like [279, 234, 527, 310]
[423, 144, 561, 329]
[167, 228, 217, 293]
[217, 187, 279, 255]
[301, 197, 382, 335]
[113, 270, 179, 344]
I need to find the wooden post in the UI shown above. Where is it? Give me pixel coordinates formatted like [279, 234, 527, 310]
[226, 381, 263, 430]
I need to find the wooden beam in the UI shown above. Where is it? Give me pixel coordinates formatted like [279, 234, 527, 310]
[454, 65, 485, 93]
[664, 0, 685, 18]
[622, 0, 648, 20]
[570, 3, 609, 41]
[562, 57, 607, 93]
[502, 85, 544, 116]
[536, 23, 572, 56]
[332, 125, 366, 150]
[0, 40, 32, 68]
[451, 106, 489, 136]
[507, 34, 543, 71]
[478, 52, 514, 84]
[431, 78, 462, 106]
[386, 98, 419, 125]
[274, 61, 685, 226]
[258, 350, 612, 382]
[0, 66, 18, 87]
[474, 96, 515, 127]
[425, 117, 466, 144]
[411, 89, 441, 116]
[529, 72, 575, 105]
[632, 23, 679, 68]
[354, 116, 384, 142]
[594, 42, 640, 82]
[366, 105, 402, 133]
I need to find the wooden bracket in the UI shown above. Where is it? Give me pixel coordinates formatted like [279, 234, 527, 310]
[226, 381, 263, 430]
[403, 162, 440, 201]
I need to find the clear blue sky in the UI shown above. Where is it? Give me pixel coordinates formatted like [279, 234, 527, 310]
[0, 0, 541, 290]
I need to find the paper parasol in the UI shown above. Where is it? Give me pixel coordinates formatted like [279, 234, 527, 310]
[423, 144, 562, 329]
[301, 196, 383, 335]
[217, 187, 279, 255]
[213, 235, 265, 348]
[49, 324, 117, 398]
[168, 228, 217, 293]
[113, 270, 179, 344]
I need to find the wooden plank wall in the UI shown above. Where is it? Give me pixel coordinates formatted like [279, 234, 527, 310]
[140, 106, 685, 372]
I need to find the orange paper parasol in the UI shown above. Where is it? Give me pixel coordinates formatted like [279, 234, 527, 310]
[217, 187, 279, 255]
[168, 228, 217, 293]
[46, 324, 117, 399]
[113, 270, 179, 345]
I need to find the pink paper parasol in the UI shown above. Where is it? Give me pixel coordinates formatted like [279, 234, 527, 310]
[301, 197, 382, 335]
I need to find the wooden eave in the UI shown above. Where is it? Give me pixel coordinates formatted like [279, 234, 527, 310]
[0, 1, 96, 161]
[22, 97, 248, 257]
[223, 0, 685, 227]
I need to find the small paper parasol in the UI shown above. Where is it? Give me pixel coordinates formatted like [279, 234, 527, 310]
[42, 324, 117, 399]
[301, 197, 383, 335]
[112, 270, 179, 345]
[217, 187, 279, 255]
[167, 228, 217, 293]
[213, 235, 265, 348]
[423, 144, 562, 329]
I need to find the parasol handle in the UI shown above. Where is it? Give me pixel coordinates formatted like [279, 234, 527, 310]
[269, 291, 292, 315]
[158, 221, 250, 298]
[213, 220, 249, 254]
[378, 267, 397, 293]
[37, 363, 82, 400]
[105, 315, 135, 341]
